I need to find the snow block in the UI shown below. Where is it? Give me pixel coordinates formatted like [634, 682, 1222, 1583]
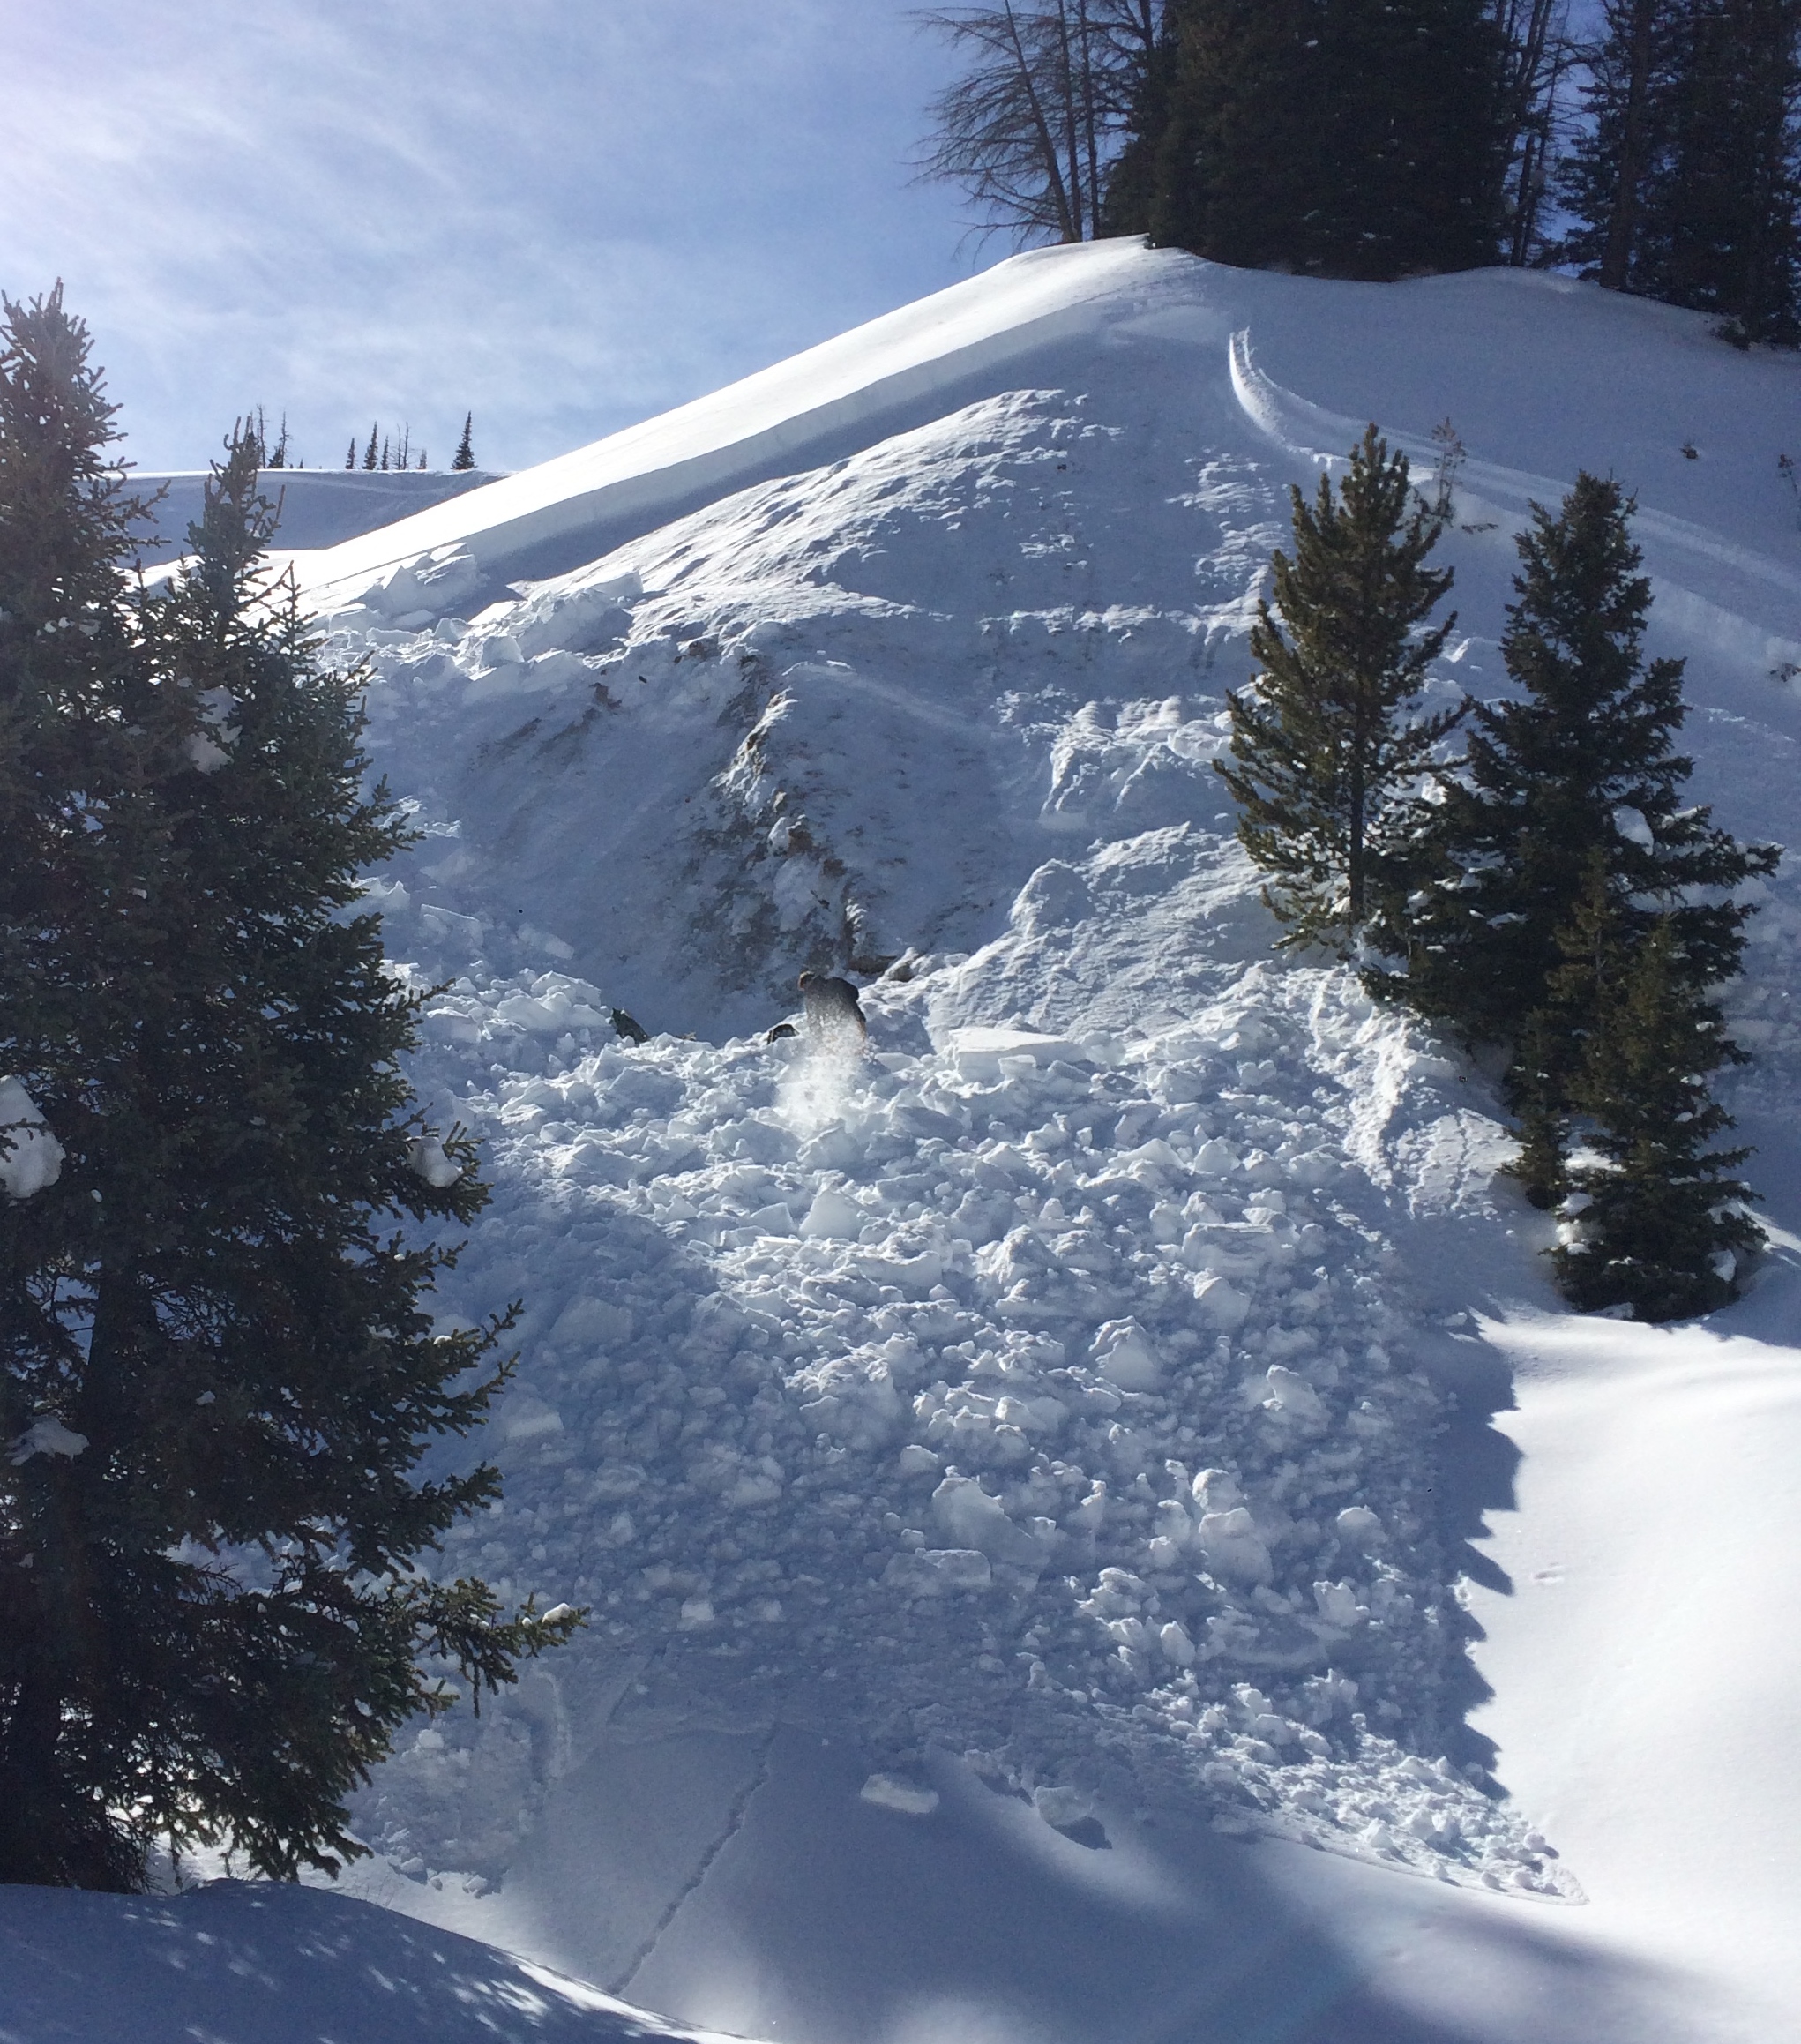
[945, 1027, 1087, 1081]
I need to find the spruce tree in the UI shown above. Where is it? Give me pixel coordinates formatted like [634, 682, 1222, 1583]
[1146, 0, 1507, 277]
[1649, 0, 1801, 343]
[1145, 0, 1318, 266]
[1099, 4, 1179, 232]
[452, 412, 475, 472]
[0, 298, 577, 1891]
[1372, 475, 1775, 1079]
[1218, 426, 1463, 951]
[1558, 0, 1801, 341]
[362, 423, 378, 471]
[345, 438, 355, 471]
[1551, 906, 1761, 1319]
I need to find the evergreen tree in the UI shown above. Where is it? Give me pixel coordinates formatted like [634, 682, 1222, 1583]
[362, 423, 378, 471]
[452, 413, 475, 472]
[1549, 901, 1762, 1318]
[1558, 0, 1801, 341]
[345, 438, 355, 471]
[1143, 0, 1507, 276]
[1217, 426, 1463, 951]
[1099, 4, 1178, 229]
[1651, 0, 1801, 343]
[1372, 475, 1775, 1075]
[0, 298, 578, 1891]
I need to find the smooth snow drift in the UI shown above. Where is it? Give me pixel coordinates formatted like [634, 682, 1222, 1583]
[186, 243, 1801, 2041]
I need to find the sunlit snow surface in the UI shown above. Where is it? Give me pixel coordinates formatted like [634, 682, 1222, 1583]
[242, 244, 1801, 2042]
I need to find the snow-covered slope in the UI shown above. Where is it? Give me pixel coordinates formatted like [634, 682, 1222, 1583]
[0, 1880, 759, 2042]
[128, 467, 500, 565]
[255, 242, 1801, 2043]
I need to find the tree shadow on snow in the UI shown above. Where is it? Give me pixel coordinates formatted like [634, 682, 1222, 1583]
[0, 1880, 703, 2044]
[625, 1727, 1710, 2044]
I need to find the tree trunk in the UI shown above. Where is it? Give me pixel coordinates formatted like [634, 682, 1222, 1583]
[1600, 0, 1660, 290]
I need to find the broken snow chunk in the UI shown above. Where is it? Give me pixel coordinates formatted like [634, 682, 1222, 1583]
[1091, 1316, 1163, 1390]
[1192, 1274, 1252, 1329]
[0, 1079, 64, 1199]
[1283, 1149, 1339, 1188]
[861, 1773, 939, 1816]
[1312, 1580, 1369, 1629]
[407, 1135, 463, 1187]
[1032, 1785, 1093, 1829]
[1196, 1506, 1273, 1586]
[1150, 1497, 1195, 1564]
[1192, 1467, 1243, 1511]
[490, 976, 609, 1033]
[897, 1442, 941, 1477]
[946, 1027, 1085, 1081]
[1262, 1364, 1326, 1424]
[475, 633, 524, 669]
[932, 1473, 1046, 1565]
[1117, 1137, 1184, 1187]
[1335, 1505, 1384, 1548]
[1612, 805, 1655, 848]
[8, 1416, 89, 1466]
[678, 1596, 715, 1628]
[800, 1185, 863, 1239]
[1158, 1620, 1198, 1665]
[882, 1546, 993, 1594]
[1193, 1137, 1238, 1175]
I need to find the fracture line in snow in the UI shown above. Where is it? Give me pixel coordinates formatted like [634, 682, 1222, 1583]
[605, 1725, 779, 2000]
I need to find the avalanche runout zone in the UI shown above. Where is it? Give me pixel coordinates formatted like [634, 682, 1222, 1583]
[289, 253, 1775, 1915]
[364, 960, 1575, 1904]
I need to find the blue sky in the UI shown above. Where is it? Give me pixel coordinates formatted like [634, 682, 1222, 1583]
[2, 2, 982, 473]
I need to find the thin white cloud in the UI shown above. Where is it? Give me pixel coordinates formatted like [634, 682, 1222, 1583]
[3, 0, 975, 471]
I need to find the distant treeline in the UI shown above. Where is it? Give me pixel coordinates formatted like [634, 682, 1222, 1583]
[229, 408, 479, 473]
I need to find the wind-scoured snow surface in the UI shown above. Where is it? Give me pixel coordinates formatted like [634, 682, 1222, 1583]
[257, 244, 1799, 2043]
